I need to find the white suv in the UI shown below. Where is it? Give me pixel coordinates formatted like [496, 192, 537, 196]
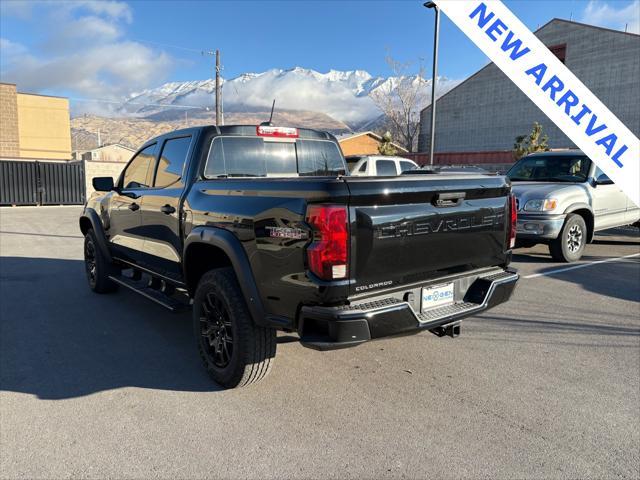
[347, 155, 418, 176]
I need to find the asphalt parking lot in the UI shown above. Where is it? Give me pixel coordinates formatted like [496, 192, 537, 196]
[1, 206, 638, 479]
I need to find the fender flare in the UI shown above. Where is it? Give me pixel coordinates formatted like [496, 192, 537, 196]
[79, 208, 112, 262]
[183, 226, 266, 326]
[563, 202, 593, 216]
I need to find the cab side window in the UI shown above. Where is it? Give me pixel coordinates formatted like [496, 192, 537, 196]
[400, 161, 417, 172]
[376, 159, 398, 176]
[154, 136, 192, 188]
[122, 144, 157, 189]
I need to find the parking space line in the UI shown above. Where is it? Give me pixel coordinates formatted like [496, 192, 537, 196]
[523, 253, 640, 279]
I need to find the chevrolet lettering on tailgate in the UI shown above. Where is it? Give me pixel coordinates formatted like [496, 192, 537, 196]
[375, 211, 504, 239]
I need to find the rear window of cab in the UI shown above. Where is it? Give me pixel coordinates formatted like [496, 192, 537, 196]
[204, 136, 346, 178]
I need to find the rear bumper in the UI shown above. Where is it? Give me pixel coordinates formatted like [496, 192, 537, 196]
[298, 268, 519, 350]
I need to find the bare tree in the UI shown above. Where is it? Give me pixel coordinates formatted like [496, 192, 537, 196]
[369, 55, 427, 152]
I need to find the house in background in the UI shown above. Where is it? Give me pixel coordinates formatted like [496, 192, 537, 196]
[81, 144, 136, 163]
[336, 131, 408, 156]
[416, 19, 640, 166]
[0, 83, 71, 161]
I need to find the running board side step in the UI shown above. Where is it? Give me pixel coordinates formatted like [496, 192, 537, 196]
[108, 275, 191, 313]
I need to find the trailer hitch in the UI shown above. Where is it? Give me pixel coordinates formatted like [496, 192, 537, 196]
[430, 321, 461, 338]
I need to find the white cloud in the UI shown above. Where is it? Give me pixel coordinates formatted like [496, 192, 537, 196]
[1, 1, 132, 22]
[0, 1, 173, 114]
[70, 0, 133, 22]
[579, 0, 640, 34]
[46, 15, 125, 51]
[0, 38, 28, 60]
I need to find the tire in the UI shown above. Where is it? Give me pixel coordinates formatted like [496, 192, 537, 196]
[549, 214, 587, 262]
[84, 229, 119, 293]
[193, 268, 276, 388]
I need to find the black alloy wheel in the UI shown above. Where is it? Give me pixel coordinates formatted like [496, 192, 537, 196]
[84, 236, 98, 288]
[83, 229, 118, 293]
[199, 292, 234, 368]
[193, 268, 276, 388]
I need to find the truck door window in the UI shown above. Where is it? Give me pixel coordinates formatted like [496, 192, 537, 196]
[154, 136, 192, 188]
[376, 160, 398, 176]
[358, 161, 368, 173]
[122, 144, 157, 189]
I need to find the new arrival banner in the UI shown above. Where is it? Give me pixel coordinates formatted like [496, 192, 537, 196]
[434, 0, 640, 207]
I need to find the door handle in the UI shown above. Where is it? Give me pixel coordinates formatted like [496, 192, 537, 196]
[161, 204, 176, 215]
[128, 202, 140, 211]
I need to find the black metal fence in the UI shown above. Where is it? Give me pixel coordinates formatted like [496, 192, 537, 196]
[0, 160, 85, 206]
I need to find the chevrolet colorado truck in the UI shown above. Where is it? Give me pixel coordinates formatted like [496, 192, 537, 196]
[80, 124, 519, 388]
[509, 150, 640, 262]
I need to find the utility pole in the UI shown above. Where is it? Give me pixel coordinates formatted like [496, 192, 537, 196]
[215, 49, 222, 125]
[202, 49, 223, 125]
[424, 2, 440, 166]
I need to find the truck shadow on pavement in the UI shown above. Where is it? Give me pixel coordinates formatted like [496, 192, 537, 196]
[478, 315, 640, 337]
[511, 252, 604, 264]
[0, 257, 224, 400]
[529, 258, 640, 302]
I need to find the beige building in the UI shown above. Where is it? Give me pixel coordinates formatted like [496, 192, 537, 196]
[81, 144, 135, 163]
[337, 131, 408, 157]
[0, 83, 72, 161]
[81, 144, 135, 196]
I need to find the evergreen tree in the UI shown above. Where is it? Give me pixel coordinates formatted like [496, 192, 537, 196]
[378, 131, 398, 156]
[513, 122, 550, 159]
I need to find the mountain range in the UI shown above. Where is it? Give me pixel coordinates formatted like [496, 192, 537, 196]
[121, 67, 460, 129]
[72, 68, 460, 151]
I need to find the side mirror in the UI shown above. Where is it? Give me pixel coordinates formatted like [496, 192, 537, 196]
[92, 176, 115, 192]
[595, 175, 614, 186]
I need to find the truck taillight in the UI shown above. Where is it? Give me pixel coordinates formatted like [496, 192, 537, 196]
[305, 205, 349, 280]
[256, 125, 298, 138]
[508, 193, 517, 249]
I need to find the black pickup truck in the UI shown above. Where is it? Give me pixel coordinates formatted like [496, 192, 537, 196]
[80, 124, 519, 388]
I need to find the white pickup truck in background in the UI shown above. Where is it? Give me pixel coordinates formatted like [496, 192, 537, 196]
[347, 155, 419, 176]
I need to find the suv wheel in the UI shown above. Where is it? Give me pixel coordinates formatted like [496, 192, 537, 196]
[84, 229, 118, 293]
[549, 214, 587, 263]
[193, 268, 276, 388]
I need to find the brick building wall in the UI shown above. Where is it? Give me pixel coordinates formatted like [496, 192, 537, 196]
[418, 20, 640, 154]
[339, 135, 382, 156]
[0, 83, 20, 158]
[338, 132, 408, 156]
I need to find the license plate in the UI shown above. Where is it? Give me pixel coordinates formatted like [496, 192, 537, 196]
[421, 283, 455, 312]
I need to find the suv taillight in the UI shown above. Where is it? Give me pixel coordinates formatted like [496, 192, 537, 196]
[508, 193, 517, 249]
[305, 204, 349, 280]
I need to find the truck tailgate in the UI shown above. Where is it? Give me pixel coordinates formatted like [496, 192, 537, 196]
[344, 175, 511, 296]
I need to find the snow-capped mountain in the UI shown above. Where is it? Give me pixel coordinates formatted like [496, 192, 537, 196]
[122, 67, 460, 128]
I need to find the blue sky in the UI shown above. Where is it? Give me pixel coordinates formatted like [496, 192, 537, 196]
[1, 0, 638, 105]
